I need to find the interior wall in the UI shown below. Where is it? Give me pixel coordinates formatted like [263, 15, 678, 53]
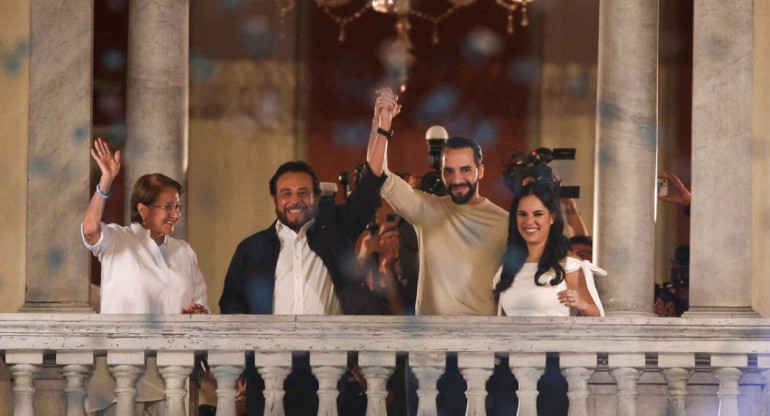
[537, 0, 599, 236]
[0, 0, 29, 411]
[752, 0, 769, 317]
[187, 1, 306, 313]
[0, 0, 29, 315]
[655, 1, 693, 286]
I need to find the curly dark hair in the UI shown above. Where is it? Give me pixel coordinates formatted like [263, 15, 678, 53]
[494, 181, 569, 294]
[269, 160, 321, 197]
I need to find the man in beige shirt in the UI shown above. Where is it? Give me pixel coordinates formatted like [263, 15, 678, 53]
[367, 88, 508, 315]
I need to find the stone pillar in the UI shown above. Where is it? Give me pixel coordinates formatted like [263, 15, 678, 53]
[157, 352, 193, 416]
[687, 0, 757, 317]
[207, 351, 244, 416]
[310, 352, 347, 416]
[125, 0, 189, 237]
[658, 353, 693, 416]
[23, 0, 93, 312]
[108, 351, 145, 416]
[6, 351, 43, 416]
[608, 353, 645, 416]
[56, 351, 94, 416]
[254, 352, 292, 416]
[457, 353, 493, 416]
[560, 353, 596, 416]
[711, 355, 746, 416]
[508, 353, 545, 416]
[594, 0, 658, 316]
[409, 352, 444, 416]
[359, 352, 396, 416]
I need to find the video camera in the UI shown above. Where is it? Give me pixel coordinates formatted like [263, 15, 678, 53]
[503, 147, 580, 199]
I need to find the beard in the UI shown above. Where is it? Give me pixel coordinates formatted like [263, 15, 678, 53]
[447, 180, 478, 204]
[276, 202, 317, 232]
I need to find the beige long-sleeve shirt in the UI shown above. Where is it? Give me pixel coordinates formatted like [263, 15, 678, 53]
[381, 171, 509, 316]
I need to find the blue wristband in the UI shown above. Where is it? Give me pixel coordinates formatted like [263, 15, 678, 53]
[96, 184, 112, 199]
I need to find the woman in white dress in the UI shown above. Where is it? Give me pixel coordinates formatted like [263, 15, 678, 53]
[495, 181, 603, 317]
[491, 181, 605, 416]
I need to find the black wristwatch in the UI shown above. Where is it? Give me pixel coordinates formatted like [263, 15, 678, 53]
[377, 127, 393, 140]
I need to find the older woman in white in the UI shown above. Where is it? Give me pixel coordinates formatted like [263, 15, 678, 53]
[82, 137, 208, 314]
[81, 138, 208, 415]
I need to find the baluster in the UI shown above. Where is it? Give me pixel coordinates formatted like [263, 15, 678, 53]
[310, 352, 347, 416]
[56, 351, 94, 416]
[7, 351, 43, 416]
[359, 352, 396, 416]
[508, 353, 545, 416]
[108, 351, 145, 416]
[409, 352, 445, 416]
[759, 354, 770, 416]
[711, 354, 746, 416]
[608, 353, 644, 416]
[458, 352, 493, 416]
[560, 353, 596, 416]
[255, 352, 292, 416]
[658, 353, 694, 416]
[157, 351, 194, 416]
[208, 351, 245, 416]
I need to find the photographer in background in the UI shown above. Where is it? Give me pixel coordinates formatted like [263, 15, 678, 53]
[655, 172, 691, 317]
[507, 148, 589, 238]
[654, 244, 690, 317]
[357, 215, 406, 315]
[658, 172, 692, 214]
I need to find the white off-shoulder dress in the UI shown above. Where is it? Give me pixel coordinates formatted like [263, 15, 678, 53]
[498, 257, 606, 317]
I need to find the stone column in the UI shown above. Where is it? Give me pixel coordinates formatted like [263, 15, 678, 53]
[108, 351, 145, 416]
[254, 352, 292, 416]
[409, 352, 444, 416]
[560, 353, 597, 416]
[125, 0, 189, 237]
[56, 351, 94, 416]
[608, 353, 645, 416]
[310, 352, 347, 416]
[23, 0, 93, 312]
[457, 353, 494, 416]
[157, 352, 194, 416]
[508, 353, 545, 416]
[6, 351, 43, 416]
[359, 352, 396, 416]
[686, 0, 757, 317]
[207, 351, 244, 416]
[711, 355, 746, 416]
[658, 353, 693, 416]
[594, 0, 659, 316]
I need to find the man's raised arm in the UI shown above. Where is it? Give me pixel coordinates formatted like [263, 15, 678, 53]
[367, 88, 400, 176]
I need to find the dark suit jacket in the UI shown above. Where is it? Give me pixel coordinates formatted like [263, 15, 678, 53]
[218, 162, 385, 315]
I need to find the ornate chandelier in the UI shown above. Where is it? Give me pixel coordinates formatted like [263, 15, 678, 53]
[286, 0, 534, 91]
[314, 0, 533, 43]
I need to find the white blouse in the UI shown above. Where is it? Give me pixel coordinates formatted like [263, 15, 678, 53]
[498, 257, 605, 317]
[82, 222, 209, 314]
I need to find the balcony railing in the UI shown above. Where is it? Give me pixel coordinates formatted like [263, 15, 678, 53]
[1, 314, 769, 416]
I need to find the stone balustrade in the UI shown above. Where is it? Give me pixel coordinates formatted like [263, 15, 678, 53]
[0, 314, 769, 416]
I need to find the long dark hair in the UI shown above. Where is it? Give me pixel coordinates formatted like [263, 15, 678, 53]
[494, 181, 569, 294]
